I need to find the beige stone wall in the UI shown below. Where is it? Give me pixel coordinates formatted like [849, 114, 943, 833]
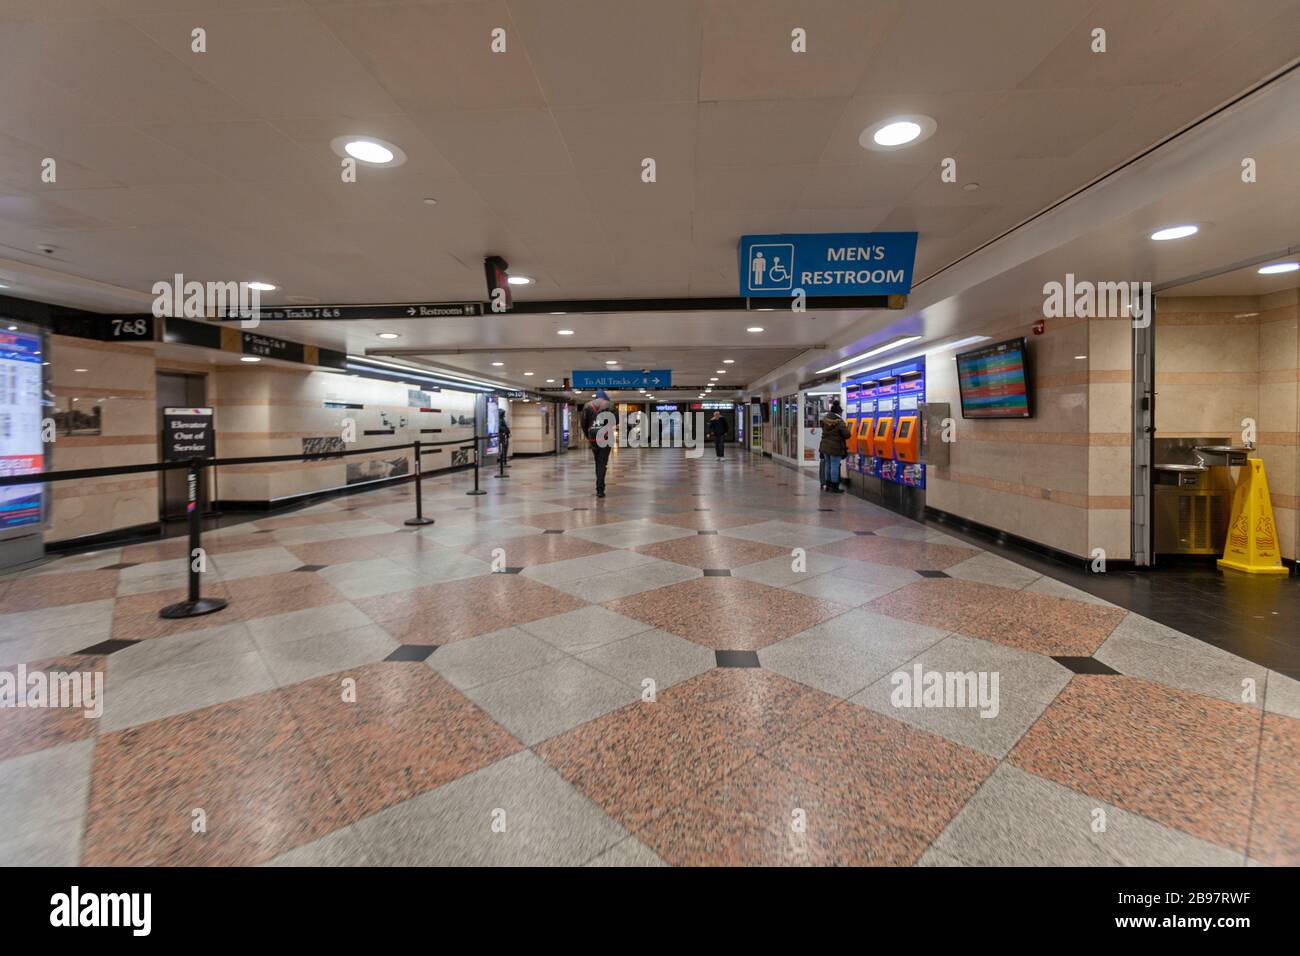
[47, 335, 158, 544]
[44, 338, 484, 541]
[926, 312, 1123, 560]
[211, 365, 477, 502]
[506, 400, 556, 454]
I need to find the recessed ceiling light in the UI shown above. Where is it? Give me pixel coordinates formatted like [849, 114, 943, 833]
[247, 281, 276, 292]
[422, 197, 438, 205]
[377, 332, 400, 340]
[716, 370, 726, 374]
[240, 356, 261, 363]
[6, 324, 17, 331]
[345, 140, 392, 163]
[492, 361, 504, 367]
[523, 371, 534, 376]
[605, 360, 618, 365]
[746, 327, 764, 333]
[1074, 355, 1088, 360]
[546, 379, 555, 383]
[550, 311, 566, 315]
[1150, 225, 1198, 241]
[1258, 262, 1299, 274]
[861, 115, 937, 151]
[722, 359, 735, 364]
[556, 329, 574, 335]
[709, 378, 718, 382]
[963, 182, 980, 191]
[507, 275, 532, 286]
[74, 368, 88, 372]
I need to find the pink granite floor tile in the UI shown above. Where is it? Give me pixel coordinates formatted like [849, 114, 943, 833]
[1247, 712, 1300, 865]
[353, 573, 587, 644]
[606, 576, 847, 650]
[280, 662, 523, 820]
[1009, 675, 1261, 852]
[462, 533, 613, 567]
[0, 569, 120, 613]
[815, 535, 979, 571]
[767, 702, 998, 842]
[633, 535, 787, 570]
[865, 577, 1124, 656]
[83, 691, 351, 866]
[0, 654, 106, 760]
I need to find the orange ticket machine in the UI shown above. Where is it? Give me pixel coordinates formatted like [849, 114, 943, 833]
[844, 414, 859, 454]
[858, 417, 876, 458]
[894, 415, 920, 463]
[874, 416, 896, 460]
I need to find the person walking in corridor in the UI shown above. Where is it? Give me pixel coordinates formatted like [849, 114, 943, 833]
[819, 399, 851, 493]
[707, 410, 729, 459]
[581, 388, 615, 498]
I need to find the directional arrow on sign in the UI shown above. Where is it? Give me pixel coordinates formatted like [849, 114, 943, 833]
[406, 307, 416, 315]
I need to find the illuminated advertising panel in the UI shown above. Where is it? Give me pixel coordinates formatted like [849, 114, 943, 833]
[0, 326, 46, 537]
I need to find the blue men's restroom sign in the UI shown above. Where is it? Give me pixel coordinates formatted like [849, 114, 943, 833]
[738, 232, 918, 297]
[572, 369, 672, 390]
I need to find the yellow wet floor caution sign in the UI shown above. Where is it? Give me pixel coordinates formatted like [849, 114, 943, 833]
[1218, 458, 1288, 574]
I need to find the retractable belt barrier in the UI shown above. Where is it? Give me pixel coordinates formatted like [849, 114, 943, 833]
[0, 436, 488, 620]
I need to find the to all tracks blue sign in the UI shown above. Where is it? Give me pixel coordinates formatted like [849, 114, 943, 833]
[572, 369, 672, 390]
[738, 232, 918, 297]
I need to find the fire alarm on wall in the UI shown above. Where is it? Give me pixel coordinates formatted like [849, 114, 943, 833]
[1031, 319, 1046, 335]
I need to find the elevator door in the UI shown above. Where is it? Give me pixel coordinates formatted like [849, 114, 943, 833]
[156, 372, 208, 521]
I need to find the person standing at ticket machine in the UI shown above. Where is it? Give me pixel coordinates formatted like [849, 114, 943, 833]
[818, 400, 851, 493]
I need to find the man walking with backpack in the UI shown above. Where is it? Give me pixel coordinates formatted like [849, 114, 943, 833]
[581, 389, 616, 498]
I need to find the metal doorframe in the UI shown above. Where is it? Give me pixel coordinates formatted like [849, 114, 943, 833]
[1131, 291, 1156, 567]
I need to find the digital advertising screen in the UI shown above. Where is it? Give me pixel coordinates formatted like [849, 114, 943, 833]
[956, 337, 1033, 419]
[0, 326, 46, 536]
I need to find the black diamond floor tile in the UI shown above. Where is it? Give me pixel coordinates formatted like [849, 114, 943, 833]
[1051, 656, 1122, 675]
[715, 650, 760, 668]
[385, 644, 438, 662]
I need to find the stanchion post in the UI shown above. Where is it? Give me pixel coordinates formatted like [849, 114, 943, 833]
[159, 458, 228, 619]
[467, 435, 486, 495]
[405, 440, 435, 526]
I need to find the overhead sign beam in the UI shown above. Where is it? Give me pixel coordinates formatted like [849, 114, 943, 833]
[164, 296, 900, 322]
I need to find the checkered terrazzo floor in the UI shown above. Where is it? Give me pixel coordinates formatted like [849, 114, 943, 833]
[1, 448, 1296, 866]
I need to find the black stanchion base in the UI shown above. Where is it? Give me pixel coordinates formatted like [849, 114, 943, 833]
[159, 597, 229, 620]
[466, 489, 487, 495]
[404, 517, 436, 526]
[495, 474, 510, 479]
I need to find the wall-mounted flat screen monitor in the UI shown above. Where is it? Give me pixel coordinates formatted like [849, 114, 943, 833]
[956, 337, 1033, 419]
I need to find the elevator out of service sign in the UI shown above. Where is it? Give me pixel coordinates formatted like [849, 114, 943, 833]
[738, 232, 918, 297]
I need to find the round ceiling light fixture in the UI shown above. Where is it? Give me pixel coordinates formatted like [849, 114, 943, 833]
[240, 356, 261, 363]
[247, 281, 277, 292]
[377, 332, 401, 340]
[746, 326, 764, 333]
[556, 329, 574, 335]
[861, 115, 937, 151]
[1150, 225, 1199, 241]
[722, 358, 735, 364]
[330, 136, 407, 167]
[1258, 262, 1299, 275]
[605, 360, 618, 365]
[507, 275, 532, 286]
[491, 361, 504, 367]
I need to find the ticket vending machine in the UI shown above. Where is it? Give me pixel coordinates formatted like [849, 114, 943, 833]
[858, 416, 875, 458]
[894, 414, 920, 463]
[844, 412, 859, 455]
[874, 416, 895, 460]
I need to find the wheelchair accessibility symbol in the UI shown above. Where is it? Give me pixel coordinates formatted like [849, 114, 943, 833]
[747, 243, 794, 292]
